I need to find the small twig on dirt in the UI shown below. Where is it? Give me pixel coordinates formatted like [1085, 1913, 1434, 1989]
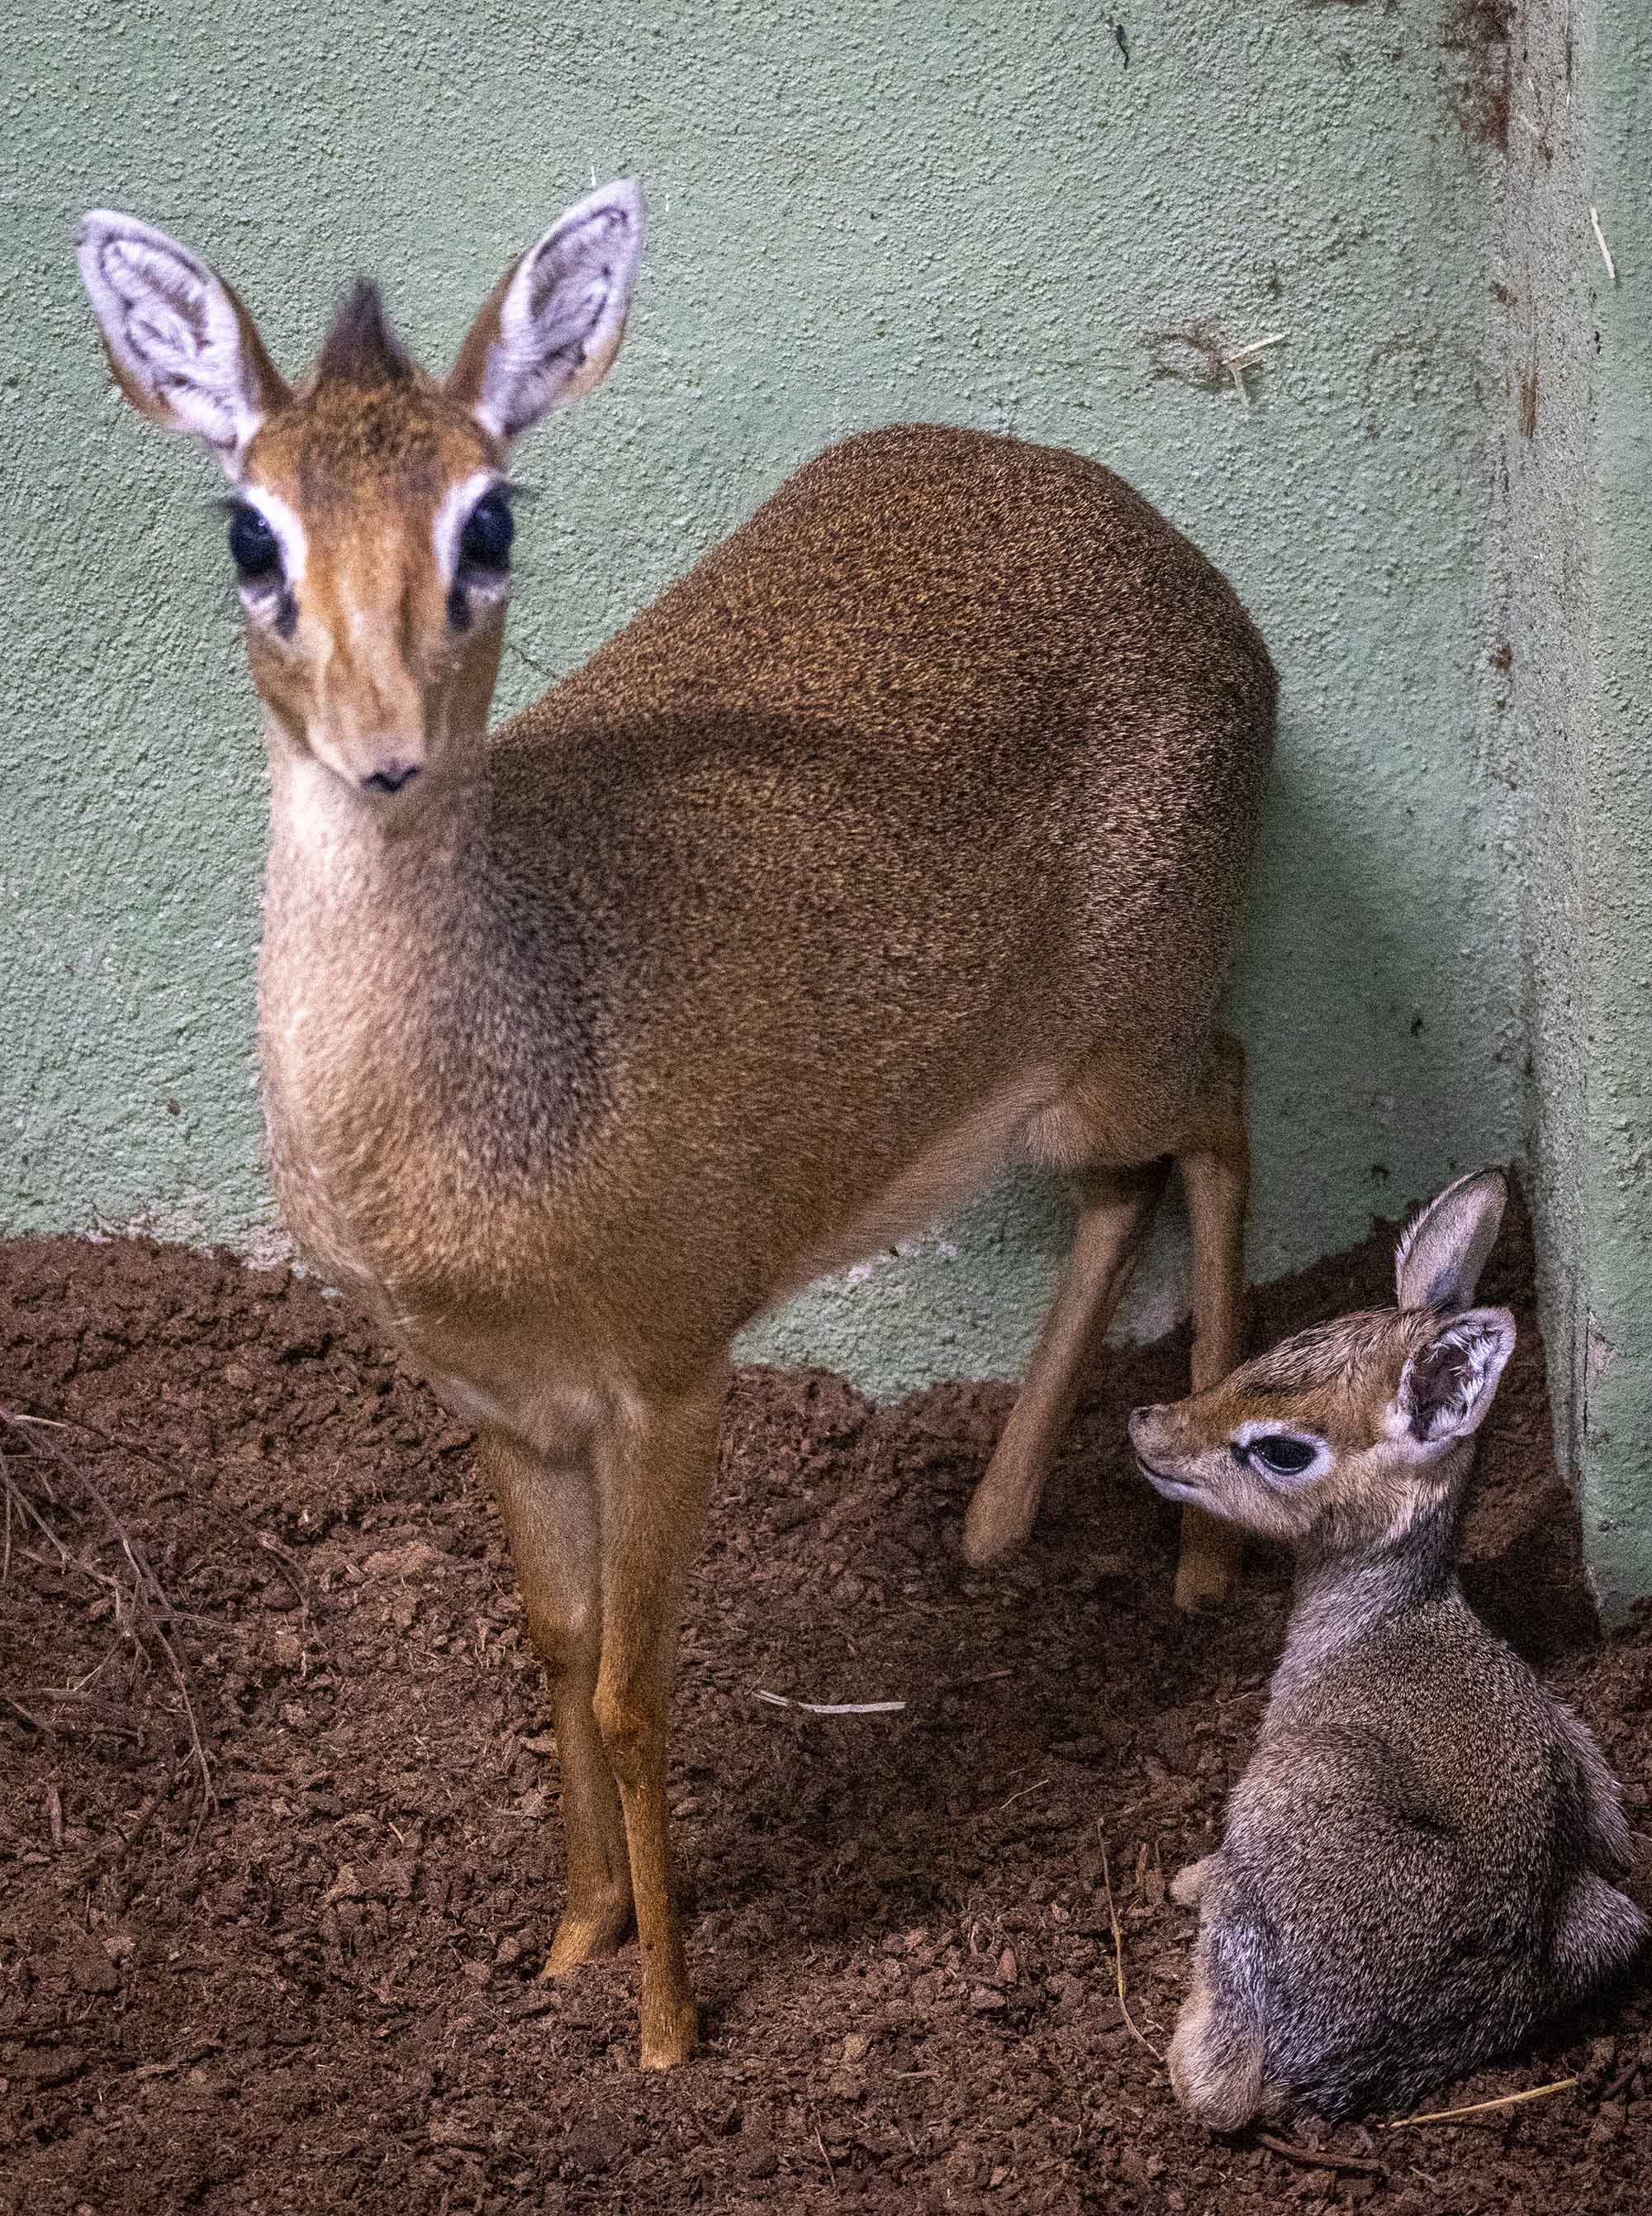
[2, 1458, 72, 1575]
[4, 1411, 172, 1616]
[2, 1693, 51, 1733]
[5, 1401, 178, 1474]
[1100, 1837, 1165, 2060]
[45, 1783, 64, 1851]
[752, 1690, 906, 1715]
[812, 2122, 838, 2193]
[1387, 2076, 1578, 2128]
[985, 1777, 1051, 1820]
[78, 1753, 191, 1876]
[1599, 2057, 1640, 2106]
[254, 1528, 312, 1592]
[1, 1408, 216, 1833]
[131, 2038, 221, 2082]
[1258, 2133, 1386, 2176]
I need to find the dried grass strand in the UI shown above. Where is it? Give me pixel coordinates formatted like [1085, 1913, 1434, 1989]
[1100, 1837, 1165, 2061]
[0, 1406, 216, 1832]
[1387, 2076, 1579, 2129]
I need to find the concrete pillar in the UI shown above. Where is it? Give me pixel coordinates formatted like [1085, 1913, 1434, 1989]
[1504, 0, 1652, 1612]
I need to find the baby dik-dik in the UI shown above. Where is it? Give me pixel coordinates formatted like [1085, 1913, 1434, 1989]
[77, 182, 1274, 2066]
[1132, 1170, 1645, 2125]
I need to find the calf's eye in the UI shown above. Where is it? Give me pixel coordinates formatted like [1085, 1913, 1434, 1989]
[1246, 1435, 1320, 1479]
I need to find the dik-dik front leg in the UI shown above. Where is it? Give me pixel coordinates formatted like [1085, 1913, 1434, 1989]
[964, 1158, 1170, 1568]
[1173, 1033, 1251, 1610]
[593, 1375, 724, 2070]
[483, 1429, 634, 1972]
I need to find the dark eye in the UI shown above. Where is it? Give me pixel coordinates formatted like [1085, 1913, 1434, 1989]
[1244, 1435, 1321, 1479]
[228, 503, 282, 583]
[458, 489, 514, 572]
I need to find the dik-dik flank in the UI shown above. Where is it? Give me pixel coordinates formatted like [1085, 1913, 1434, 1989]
[1132, 1172, 1645, 2124]
[78, 182, 1275, 2066]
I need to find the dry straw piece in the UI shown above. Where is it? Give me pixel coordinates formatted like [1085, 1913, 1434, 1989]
[1100, 1837, 1164, 2061]
[752, 1690, 906, 1715]
[1387, 2076, 1580, 2129]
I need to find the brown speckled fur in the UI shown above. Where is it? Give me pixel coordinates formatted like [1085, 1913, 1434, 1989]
[262, 421, 1274, 1366]
[84, 228, 1275, 2066]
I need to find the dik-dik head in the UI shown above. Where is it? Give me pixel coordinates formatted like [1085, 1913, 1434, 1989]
[1130, 1170, 1516, 1554]
[77, 183, 643, 815]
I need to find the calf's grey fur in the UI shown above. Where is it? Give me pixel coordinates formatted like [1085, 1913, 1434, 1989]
[1130, 1170, 1645, 2123]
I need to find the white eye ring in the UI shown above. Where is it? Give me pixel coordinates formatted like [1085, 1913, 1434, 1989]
[434, 469, 511, 587]
[1231, 1423, 1328, 1486]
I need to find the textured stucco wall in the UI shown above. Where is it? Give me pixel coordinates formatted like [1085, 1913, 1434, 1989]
[1506, 0, 1652, 1614]
[3, 1, 1521, 1396]
[1503, 0, 1593, 1525]
[1586, 0, 1652, 1613]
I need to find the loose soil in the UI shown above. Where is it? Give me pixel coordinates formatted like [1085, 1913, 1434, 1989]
[2, 1196, 1648, 2215]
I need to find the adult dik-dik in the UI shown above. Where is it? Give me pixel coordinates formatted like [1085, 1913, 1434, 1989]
[78, 182, 1275, 2066]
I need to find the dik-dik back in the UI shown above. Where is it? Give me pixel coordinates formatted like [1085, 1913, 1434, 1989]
[78, 179, 1272, 2067]
[465, 424, 1273, 1323]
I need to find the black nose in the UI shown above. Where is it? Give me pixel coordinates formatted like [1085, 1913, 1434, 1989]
[362, 761, 421, 796]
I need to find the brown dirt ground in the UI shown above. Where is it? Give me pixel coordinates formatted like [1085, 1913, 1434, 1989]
[2, 1196, 1649, 2216]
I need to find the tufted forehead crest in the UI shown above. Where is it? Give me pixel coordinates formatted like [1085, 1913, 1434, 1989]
[1236, 1310, 1411, 1395]
[314, 280, 415, 388]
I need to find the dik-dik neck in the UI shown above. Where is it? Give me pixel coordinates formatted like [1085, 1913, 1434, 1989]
[1269, 1476, 1467, 1704]
[259, 733, 608, 1205]
[260, 730, 517, 1056]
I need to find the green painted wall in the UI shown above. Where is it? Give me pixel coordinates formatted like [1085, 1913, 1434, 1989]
[1507, 0, 1652, 1615]
[4, 3, 1521, 1392]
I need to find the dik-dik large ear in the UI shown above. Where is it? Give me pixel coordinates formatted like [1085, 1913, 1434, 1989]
[1397, 1308, 1516, 1445]
[446, 179, 644, 448]
[1393, 1167, 1507, 1313]
[77, 212, 288, 469]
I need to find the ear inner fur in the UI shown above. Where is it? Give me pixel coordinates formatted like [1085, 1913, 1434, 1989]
[77, 212, 289, 459]
[1393, 1166, 1508, 1314]
[445, 181, 644, 445]
[1399, 1308, 1517, 1442]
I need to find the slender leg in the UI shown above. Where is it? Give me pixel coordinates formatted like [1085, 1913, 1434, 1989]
[1169, 1952, 1267, 2132]
[482, 1426, 633, 1973]
[592, 1376, 724, 2070]
[1172, 1032, 1251, 1611]
[963, 1159, 1171, 1568]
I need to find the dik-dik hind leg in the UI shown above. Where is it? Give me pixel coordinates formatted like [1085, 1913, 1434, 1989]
[964, 1159, 1171, 1568]
[1173, 1030, 1251, 1612]
[482, 1428, 632, 1974]
[594, 1377, 724, 2070]
[1169, 1949, 1269, 2132]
